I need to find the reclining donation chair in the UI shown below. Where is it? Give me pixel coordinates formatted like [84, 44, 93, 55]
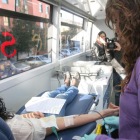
[0, 92, 97, 140]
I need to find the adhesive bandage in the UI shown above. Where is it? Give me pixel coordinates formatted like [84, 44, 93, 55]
[64, 115, 76, 127]
[40, 115, 59, 129]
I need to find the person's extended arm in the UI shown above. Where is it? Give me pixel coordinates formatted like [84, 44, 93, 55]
[46, 108, 119, 136]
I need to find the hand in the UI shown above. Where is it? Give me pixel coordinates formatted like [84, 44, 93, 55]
[102, 116, 119, 132]
[108, 103, 119, 109]
[103, 107, 119, 117]
[21, 111, 44, 119]
[96, 35, 106, 45]
[80, 134, 97, 140]
[114, 42, 121, 51]
[33, 111, 44, 118]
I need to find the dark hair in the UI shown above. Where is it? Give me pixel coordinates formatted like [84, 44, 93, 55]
[105, 0, 140, 92]
[98, 31, 106, 37]
[0, 98, 14, 120]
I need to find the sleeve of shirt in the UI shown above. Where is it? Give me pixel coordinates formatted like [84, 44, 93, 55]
[6, 115, 46, 140]
[92, 44, 98, 58]
[6, 115, 34, 140]
[136, 59, 140, 118]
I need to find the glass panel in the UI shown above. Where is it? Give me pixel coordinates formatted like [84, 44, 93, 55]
[2, 0, 8, 4]
[61, 10, 83, 27]
[74, 15, 83, 27]
[16, 0, 50, 19]
[39, 3, 43, 13]
[0, 16, 52, 80]
[16, 0, 20, 6]
[1, 0, 15, 11]
[60, 25, 84, 59]
[61, 10, 73, 24]
[46, 5, 49, 14]
[3, 17, 10, 26]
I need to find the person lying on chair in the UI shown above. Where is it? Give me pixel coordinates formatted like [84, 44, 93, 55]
[0, 71, 119, 140]
[21, 71, 80, 117]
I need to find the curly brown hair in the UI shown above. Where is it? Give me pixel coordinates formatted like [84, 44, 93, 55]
[105, 0, 140, 92]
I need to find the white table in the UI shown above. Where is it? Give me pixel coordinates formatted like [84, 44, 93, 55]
[76, 65, 113, 112]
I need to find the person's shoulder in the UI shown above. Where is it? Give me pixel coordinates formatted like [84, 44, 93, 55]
[135, 57, 140, 73]
[136, 57, 140, 66]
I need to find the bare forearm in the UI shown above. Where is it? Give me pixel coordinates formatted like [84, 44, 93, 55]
[56, 110, 106, 131]
[46, 112, 102, 136]
[46, 108, 119, 136]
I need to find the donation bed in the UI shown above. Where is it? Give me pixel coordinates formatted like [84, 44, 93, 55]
[0, 91, 97, 140]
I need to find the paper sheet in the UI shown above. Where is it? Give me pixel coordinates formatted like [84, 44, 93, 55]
[25, 97, 66, 114]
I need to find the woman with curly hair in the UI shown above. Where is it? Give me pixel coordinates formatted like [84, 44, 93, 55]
[80, 0, 140, 140]
[0, 72, 119, 140]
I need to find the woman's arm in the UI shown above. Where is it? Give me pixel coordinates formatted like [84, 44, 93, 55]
[46, 108, 119, 136]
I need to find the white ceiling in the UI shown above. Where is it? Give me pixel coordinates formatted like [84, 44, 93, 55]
[65, 0, 107, 19]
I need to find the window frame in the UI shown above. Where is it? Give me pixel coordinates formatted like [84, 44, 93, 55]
[0, 0, 53, 80]
[16, 0, 20, 7]
[24, 0, 27, 5]
[60, 10, 84, 59]
[46, 5, 49, 14]
[2, 0, 8, 4]
[61, 9, 84, 28]
[40, 22, 44, 28]
[39, 3, 43, 13]
[3, 17, 10, 26]
[0, 1, 53, 24]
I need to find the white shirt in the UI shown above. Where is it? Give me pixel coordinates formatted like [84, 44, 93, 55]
[6, 115, 46, 140]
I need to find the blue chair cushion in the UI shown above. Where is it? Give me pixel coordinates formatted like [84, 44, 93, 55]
[65, 94, 95, 116]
